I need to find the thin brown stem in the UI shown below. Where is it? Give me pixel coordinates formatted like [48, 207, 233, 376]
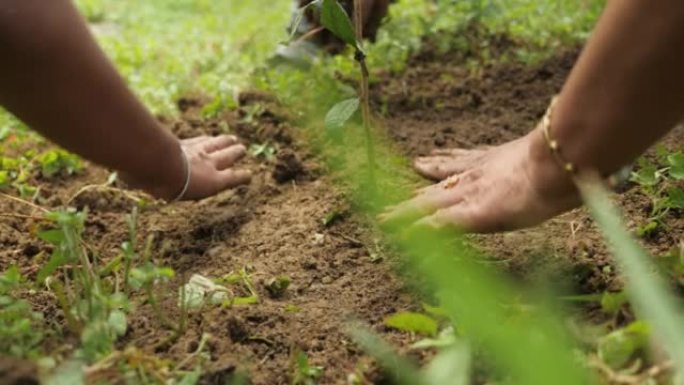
[353, 0, 376, 188]
[0, 192, 49, 213]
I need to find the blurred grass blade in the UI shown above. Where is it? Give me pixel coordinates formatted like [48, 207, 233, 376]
[348, 325, 424, 385]
[579, 178, 684, 371]
[398, 227, 588, 385]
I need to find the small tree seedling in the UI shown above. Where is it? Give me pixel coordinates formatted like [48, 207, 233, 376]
[294, 0, 377, 188]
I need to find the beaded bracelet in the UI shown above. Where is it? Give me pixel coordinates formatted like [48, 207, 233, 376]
[541, 96, 577, 174]
[540, 96, 632, 187]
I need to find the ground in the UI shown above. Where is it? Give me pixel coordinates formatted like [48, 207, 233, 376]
[2, 0, 684, 384]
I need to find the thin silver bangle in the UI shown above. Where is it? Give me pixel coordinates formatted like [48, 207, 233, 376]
[172, 147, 191, 202]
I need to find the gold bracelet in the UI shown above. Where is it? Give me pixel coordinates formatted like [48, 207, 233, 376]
[541, 96, 576, 174]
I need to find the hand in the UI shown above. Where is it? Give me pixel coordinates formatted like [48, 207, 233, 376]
[179, 135, 252, 200]
[380, 131, 581, 233]
[128, 135, 251, 201]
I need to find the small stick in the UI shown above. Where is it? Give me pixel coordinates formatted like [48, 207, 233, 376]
[0, 192, 48, 213]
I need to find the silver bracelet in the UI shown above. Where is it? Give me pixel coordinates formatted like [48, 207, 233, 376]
[172, 147, 191, 202]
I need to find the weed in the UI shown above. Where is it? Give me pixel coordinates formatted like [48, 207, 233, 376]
[38, 208, 129, 361]
[630, 150, 684, 236]
[249, 142, 277, 160]
[0, 266, 45, 359]
[38, 149, 83, 179]
[292, 351, 324, 385]
[265, 275, 291, 298]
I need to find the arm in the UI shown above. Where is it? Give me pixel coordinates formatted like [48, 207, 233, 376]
[389, 0, 684, 232]
[530, 0, 684, 192]
[0, 0, 249, 200]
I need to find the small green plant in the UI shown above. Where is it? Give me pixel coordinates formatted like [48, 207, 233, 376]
[293, 0, 377, 186]
[38, 208, 129, 362]
[630, 151, 684, 236]
[265, 275, 291, 298]
[249, 142, 277, 160]
[38, 149, 83, 178]
[292, 351, 324, 385]
[0, 266, 45, 358]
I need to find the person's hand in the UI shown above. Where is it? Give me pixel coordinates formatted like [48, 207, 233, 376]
[178, 135, 251, 200]
[126, 134, 251, 201]
[380, 131, 581, 233]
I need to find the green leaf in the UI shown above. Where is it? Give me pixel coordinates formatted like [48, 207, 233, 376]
[320, 0, 358, 49]
[38, 229, 65, 246]
[107, 310, 128, 337]
[667, 187, 684, 210]
[411, 327, 457, 350]
[37, 250, 66, 283]
[598, 321, 650, 369]
[668, 152, 684, 180]
[384, 311, 438, 337]
[325, 98, 359, 132]
[177, 367, 202, 385]
[630, 158, 659, 187]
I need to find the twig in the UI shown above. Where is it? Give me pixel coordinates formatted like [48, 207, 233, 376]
[329, 230, 364, 247]
[66, 184, 143, 206]
[295, 26, 325, 43]
[0, 192, 49, 213]
[588, 356, 673, 384]
[0, 212, 45, 220]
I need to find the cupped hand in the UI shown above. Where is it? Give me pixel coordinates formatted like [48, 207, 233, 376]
[380, 132, 581, 233]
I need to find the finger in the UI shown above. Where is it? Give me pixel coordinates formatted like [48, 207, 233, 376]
[413, 205, 472, 233]
[414, 152, 485, 181]
[413, 203, 499, 234]
[181, 135, 211, 146]
[217, 169, 252, 190]
[429, 148, 468, 156]
[379, 183, 465, 225]
[414, 157, 463, 181]
[211, 144, 247, 170]
[201, 135, 239, 153]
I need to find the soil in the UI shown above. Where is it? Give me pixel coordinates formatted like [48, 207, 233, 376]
[2, 37, 684, 385]
[0, 97, 421, 384]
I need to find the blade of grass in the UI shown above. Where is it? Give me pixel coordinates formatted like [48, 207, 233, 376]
[579, 177, 684, 371]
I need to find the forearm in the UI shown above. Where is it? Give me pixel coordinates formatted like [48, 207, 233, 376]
[531, 0, 684, 177]
[0, 0, 183, 199]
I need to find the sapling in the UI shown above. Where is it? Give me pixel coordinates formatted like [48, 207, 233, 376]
[294, 0, 377, 187]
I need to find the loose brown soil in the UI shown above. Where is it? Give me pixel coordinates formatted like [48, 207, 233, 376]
[0, 97, 422, 384]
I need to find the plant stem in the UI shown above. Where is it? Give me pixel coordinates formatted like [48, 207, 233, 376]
[146, 285, 178, 331]
[353, 0, 376, 190]
[51, 278, 82, 335]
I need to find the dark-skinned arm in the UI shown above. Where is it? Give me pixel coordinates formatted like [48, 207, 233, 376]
[0, 0, 250, 201]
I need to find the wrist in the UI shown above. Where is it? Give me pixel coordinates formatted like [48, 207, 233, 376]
[526, 126, 578, 200]
[127, 138, 186, 201]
